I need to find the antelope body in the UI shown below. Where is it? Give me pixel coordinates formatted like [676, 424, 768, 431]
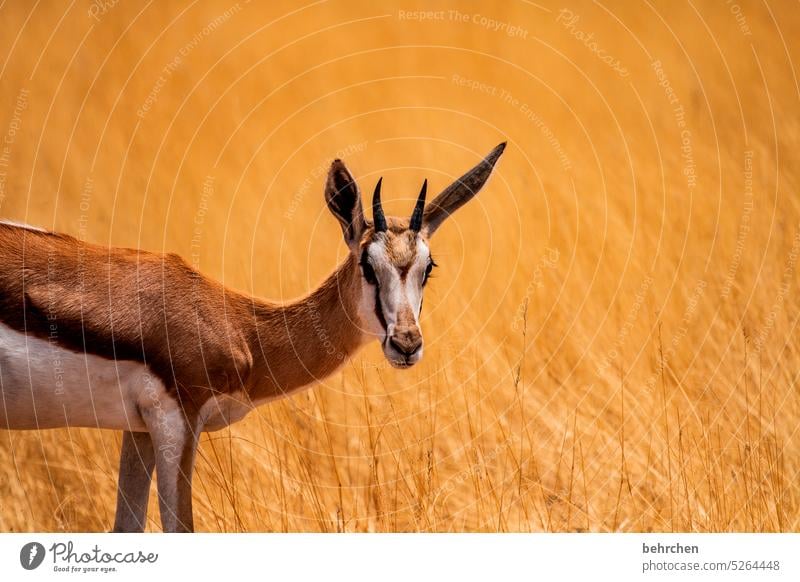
[0, 143, 505, 531]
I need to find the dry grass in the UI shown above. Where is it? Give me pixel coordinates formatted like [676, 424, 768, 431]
[0, 0, 799, 532]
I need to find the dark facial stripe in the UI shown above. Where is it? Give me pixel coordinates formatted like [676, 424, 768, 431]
[361, 248, 388, 335]
[373, 283, 388, 334]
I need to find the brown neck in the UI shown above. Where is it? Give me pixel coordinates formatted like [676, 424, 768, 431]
[240, 253, 367, 400]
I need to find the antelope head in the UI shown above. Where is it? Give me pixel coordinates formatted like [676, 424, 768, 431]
[324, 143, 506, 368]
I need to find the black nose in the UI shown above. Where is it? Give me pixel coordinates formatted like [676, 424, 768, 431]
[389, 335, 422, 357]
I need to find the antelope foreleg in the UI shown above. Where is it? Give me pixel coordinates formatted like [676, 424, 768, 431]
[143, 407, 200, 533]
[113, 430, 156, 532]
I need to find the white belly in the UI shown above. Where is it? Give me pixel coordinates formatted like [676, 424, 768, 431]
[0, 323, 152, 431]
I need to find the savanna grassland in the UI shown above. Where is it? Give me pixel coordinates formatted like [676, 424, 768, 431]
[0, 0, 798, 532]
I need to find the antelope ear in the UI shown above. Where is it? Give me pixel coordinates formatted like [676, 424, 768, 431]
[325, 159, 367, 250]
[422, 142, 506, 237]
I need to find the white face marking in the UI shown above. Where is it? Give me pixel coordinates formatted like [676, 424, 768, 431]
[357, 234, 431, 368]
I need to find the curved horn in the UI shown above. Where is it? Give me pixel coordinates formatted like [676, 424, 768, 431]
[372, 177, 387, 232]
[410, 179, 427, 232]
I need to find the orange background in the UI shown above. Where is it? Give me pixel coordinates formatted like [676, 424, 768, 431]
[0, 0, 798, 531]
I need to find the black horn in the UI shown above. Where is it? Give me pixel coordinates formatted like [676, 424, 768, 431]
[410, 179, 427, 232]
[372, 177, 387, 232]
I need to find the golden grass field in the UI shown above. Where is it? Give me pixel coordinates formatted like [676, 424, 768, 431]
[0, 0, 799, 532]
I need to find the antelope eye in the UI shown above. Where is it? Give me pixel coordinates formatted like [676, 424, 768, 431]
[361, 259, 378, 285]
[422, 259, 436, 285]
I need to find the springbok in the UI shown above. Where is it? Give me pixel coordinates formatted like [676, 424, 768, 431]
[0, 143, 505, 532]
